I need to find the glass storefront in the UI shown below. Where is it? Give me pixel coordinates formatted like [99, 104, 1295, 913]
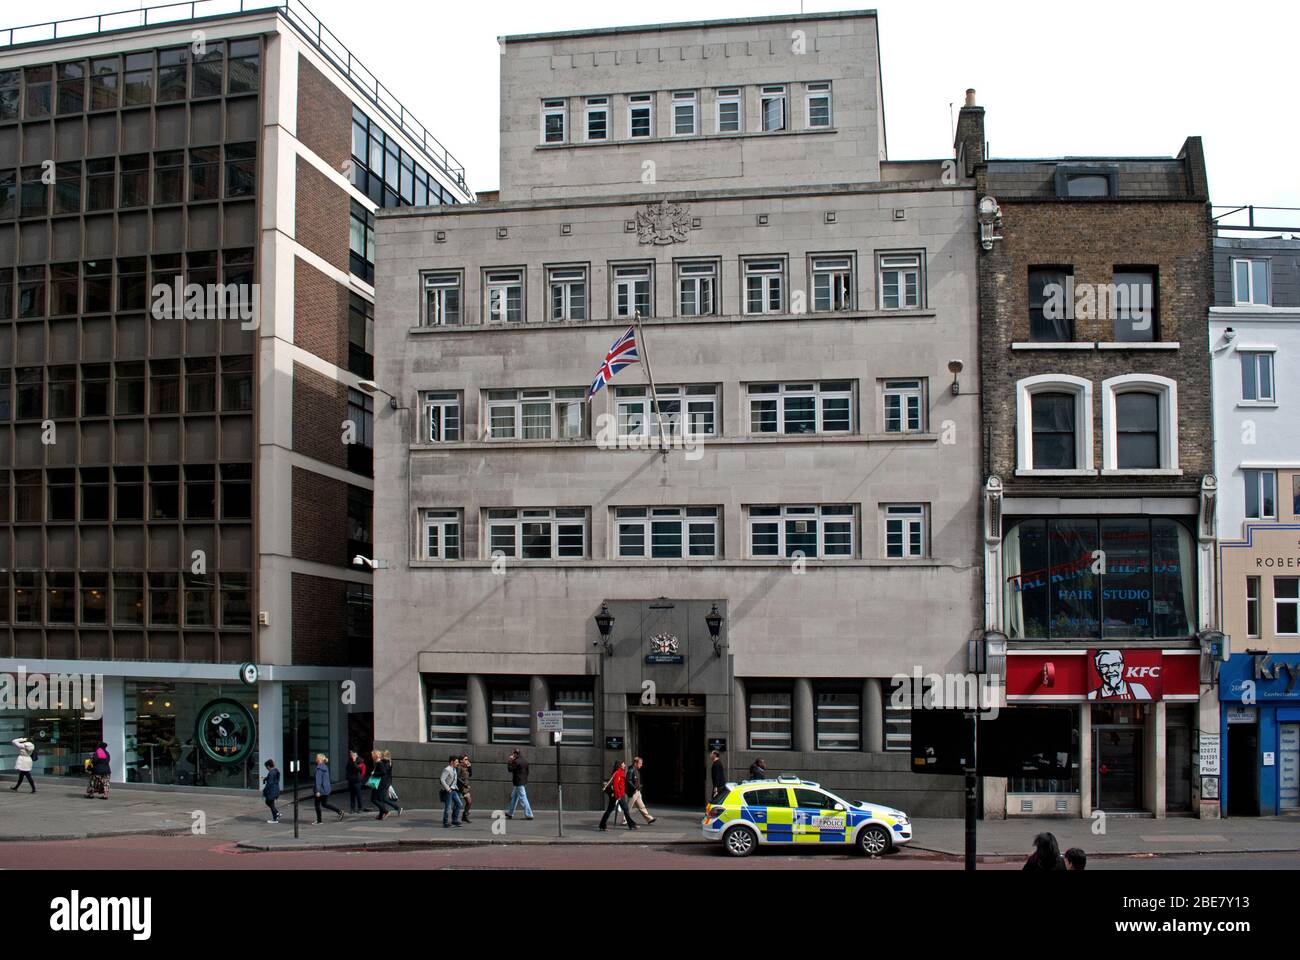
[0, 711, 102, 778]
[1005, 707, 1080, 794]
[125, 680, 260, 789]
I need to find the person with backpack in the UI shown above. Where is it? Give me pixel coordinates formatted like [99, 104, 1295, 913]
[262, 759, 282, 823]
[85, 742, 111, 799]
[598, 759, 637, 832]
[345, 749, 365, 814]
[313, 754, 345, 824]
[10, 737, 36, 793]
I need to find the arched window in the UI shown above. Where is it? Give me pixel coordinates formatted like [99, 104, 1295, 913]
[1102, 375, 1178, 473]
[1016, 375, 1094, 474]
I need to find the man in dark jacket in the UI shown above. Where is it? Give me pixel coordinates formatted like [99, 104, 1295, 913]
[262, 759, 282, 823]
[710, 750, 727, 802]
[748, 757, 767, 781]
[505, 749, 534, 819]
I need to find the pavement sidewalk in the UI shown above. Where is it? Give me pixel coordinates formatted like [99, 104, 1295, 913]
[5, 782, 1299, 859]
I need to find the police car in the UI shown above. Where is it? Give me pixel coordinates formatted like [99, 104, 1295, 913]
[702, 776, 912, 857]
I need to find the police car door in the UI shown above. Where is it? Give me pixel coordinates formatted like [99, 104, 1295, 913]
[792, 788, 848, 844]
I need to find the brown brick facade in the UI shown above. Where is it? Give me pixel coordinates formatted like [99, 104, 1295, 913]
[296, 54, 351, 172]
[291, 466, 349, 566]
[292, 361, 349, 469]
[293, 256, 350, 366]
[295, 155, 349, 272]
[291, 572, 349, 666]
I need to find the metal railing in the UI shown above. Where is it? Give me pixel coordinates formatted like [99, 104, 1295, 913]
[1212, 205, 1300, 235]
[0, 0, 472, 198]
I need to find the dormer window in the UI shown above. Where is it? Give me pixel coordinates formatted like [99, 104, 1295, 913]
[1054, 164, 1118, 198]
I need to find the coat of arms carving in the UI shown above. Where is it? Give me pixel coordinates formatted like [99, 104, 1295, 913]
[649, 633, 680, 655]
[636, 200, 691, 245]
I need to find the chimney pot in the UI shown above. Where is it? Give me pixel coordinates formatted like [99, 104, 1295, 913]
[965, 89, 977, 108]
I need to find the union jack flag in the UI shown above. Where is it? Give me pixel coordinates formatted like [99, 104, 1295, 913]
[586, 326, 640, 399]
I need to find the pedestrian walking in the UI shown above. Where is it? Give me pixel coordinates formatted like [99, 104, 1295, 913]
[262, 759, 282, 823]
[625, 756, 656, 825]
[598, 760, 638, 832]
[440, 755, 464, 828]
[1023, 832, 1066, 871]
[382, 750, 400, 808]
[458, 754, 474, 823]
[1065, 847, 1087, 871]
[313, 754, 345, 824]
[369, 750, 401, 820]
[710, 750, 727, 802]
[9, 737, 36, 793]
[505, 749, 534, 819]
[748, 757, 767, 781]
[345, 749, 365, 813]
[85, 742, 111, 799]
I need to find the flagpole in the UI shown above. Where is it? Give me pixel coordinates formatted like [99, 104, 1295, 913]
[632, 310, 667, 451]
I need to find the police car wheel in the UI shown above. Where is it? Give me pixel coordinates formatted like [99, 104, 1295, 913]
[857, 825, 891, 857]
[724, 825, 758, 857]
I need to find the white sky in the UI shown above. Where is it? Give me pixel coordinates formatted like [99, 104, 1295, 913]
[20, 0, 1300, 214]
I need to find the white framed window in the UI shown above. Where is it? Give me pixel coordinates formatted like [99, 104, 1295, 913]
[616, 384, 717, 437]
[484, 269, 523, 324]
[672, 90, 697, 135]
[1100, 374, 1178, 473]
[422, 509, 462, 560]
[676, 259, 718, 316]
[541, 99, 566, 144]
[748, 504, 855, 558]
[743, 258, 785, 314]
[1247, 576, 1261, 638]
[614, 506, 719, 559]
[421, 391, 460, 443]
[805, 82, 832, 128]
[486, 507, 587, 559]
[1245, 469, 1277, 520]
[585, 97, 608, 141]
[877, 252, 924, 309]
[811, 254, 854, 311]
[882, 378, 925, 433]
[485, 387, 586, 441]
[1240, 350, 1276, 402]
[716, 87, 742, 133]
[884, 504, 927, 559]
[422, 272, 461, 326]
[628, 93, 653, 139]
[548, 266, 587, 321]
[748, 381, 853, 435]
[612, 262, 652, 318]
[760, 85, 786, 132]
[1276, 577, 1299, 635]
[1233, 258, 1270, 306]
[1015, 375, 1095, 474]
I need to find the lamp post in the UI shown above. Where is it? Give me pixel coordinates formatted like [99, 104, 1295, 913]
[594, 602, 615, 655]
[706, 603, 725, 657]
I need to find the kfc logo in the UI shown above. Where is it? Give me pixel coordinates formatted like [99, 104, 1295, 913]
[1087, 649, 1161, 701]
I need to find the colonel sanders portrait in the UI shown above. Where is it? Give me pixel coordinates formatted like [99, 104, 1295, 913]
[1087, 649, 1151, 701]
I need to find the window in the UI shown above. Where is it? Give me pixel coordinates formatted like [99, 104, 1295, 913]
[113, 573, 144, 625]
[192, 40, 225, 98]
[224, 143, 255, 198]
[485, 269, 523, 323]
[883, 379, 925, 433]
[1064, 175, 1110, 197]
[1240, 351, 1275, 402]
[878, 253, 923, 310]
[628, 94, 653, 138]
[760, 85, 786, 132]
[0, 70, 16, 121]
[154, 150, 184, 204]
[185, 465, 216, 520]
[183, 572, 214, 626]
[1295, 475, 1300, 517]
[812, 255, 853, 311]
[346, 387, 373, 476]
[85, 159, 114, 211]
[490, 687, 532, 744]
[716, 87, 742, 133]
[1245, 469, 1277, 520]
[616, 384, 717, 437]
[427, 680, 468, 742]
[348, 293, 374, 379]
[677, 260, 718, 316]
[672, 90, 697, 135]
[1232, 259, 1270, 306]
[421, 272, 461, 327]
[883, 682, 911, 751]
[53, 163, 81, 213]
[884, 505, 927, 559]
[119, 154, 149, 207]
[552, 686, 595, 746]
[1102, 375, 1177, 472]
[815, 688, 860, 750]
[221, 464, 251, 520]
[486, 508, 587, 559]
[615, 507, 719, 558]
[24, 66, 51, 119]
[1113, 269, 1156, 341]
[349, 201, 376, 284]
[157, 47, 188, 101]
[1032, 393, 1077, 470]
[57, 62, 86, 115]
[806, 82, 832, 128]
[20, 165, 47, 218]
[748, 505, 855, 558]
[219, 572, 251, 627]
[748, 381, 853, 435]
[221, 356, 253, 411]
[1114, 393, 1160, 469]
[486, 388, 586, 440]
[748, 689, 792, 750]
[1277, 579, 1300, 635]
[185, 358, 215, 412]
[228, 39, 260, 95]
[422, 392, 461, 443]
[88, 57, 119, 110]
[585, 97, 608, 141]
[1018, 376, 1093, 472]
[422, 510, 462, 560]
[149, 466, 179, 520]
[548, 266, 587, 321]
[1247, 577, 1260, 638]
[1028, 267, 1072, 341]
[1054, 165, 1117, 198]
[613, 263, 652, 318]
[542, 99, 566, 144]
[123, 52, 153, 105]
[189, 146, 220, 201]
[744, 258, 785, 314]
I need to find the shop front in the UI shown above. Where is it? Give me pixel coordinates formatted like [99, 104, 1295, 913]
[1219, 653, 1300, 816]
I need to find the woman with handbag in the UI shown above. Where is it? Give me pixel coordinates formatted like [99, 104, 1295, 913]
[368, 750, 400, 820]
[85, 742, 111, 799]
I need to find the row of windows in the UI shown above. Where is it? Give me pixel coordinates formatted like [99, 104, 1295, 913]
[1027, 266, 1159, 342]
[1243, 470, 1300, 521]
[0, 41, 261, 122]
[350, 106, 461, 210]
[419, 252, 926, 326]
[1245, 577, 1300, 637]
[0, 464, 251, 523]
[0, 357, 253, 420]
[420, 379, 931, 443]
[420, 503, 931, 562]
[0, 571, 251, 628]
[0, 145, 255, 219]
[541, 82, 833, 144]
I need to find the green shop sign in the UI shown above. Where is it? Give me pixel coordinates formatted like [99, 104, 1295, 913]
[194, 699, 257, 765]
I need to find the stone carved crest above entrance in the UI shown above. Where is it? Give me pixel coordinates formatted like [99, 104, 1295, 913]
[636, 200, 691, 245]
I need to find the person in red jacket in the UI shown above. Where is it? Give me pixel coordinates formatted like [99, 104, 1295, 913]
[598, 760, 638, 831]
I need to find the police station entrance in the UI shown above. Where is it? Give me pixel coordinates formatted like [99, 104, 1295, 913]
[630, 695, 705, 807]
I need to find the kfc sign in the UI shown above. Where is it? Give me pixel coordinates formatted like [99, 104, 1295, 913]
[1087, 649, 1162, 701]
[1006, 650, 1197, 702]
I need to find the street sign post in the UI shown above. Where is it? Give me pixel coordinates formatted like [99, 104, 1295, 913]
[537, 711, 564, 835]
